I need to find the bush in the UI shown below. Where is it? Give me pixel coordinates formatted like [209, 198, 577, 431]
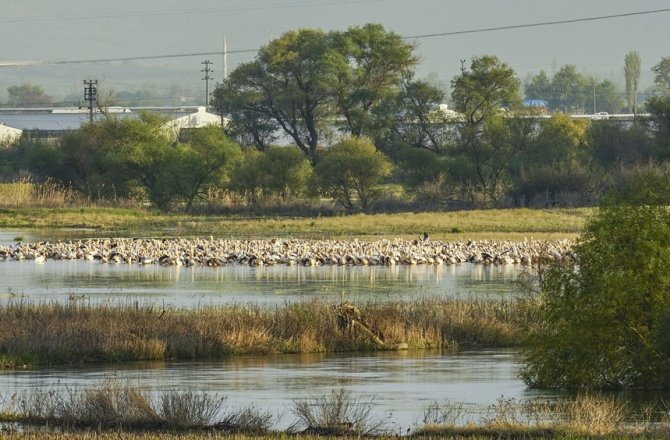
[522, 197, 670, 389]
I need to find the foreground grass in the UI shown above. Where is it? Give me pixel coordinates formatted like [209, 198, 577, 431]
[0, 299, 532, 367]
[3, 386, 670, 439]
[0, 207, 588, 240]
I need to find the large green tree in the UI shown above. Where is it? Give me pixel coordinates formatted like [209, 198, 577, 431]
[523, 195, 670, 389]
[450, 55, 524, 203]
[212, 24, 416, 162]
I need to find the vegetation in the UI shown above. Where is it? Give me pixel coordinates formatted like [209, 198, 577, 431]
[523, 194, 670, 389]
[313, 137, 391, 211]
[3, 35, 670, 213]
[4, 380, 271, 432]
[0, 205, 587, 240]
[6, 384, 670, 438]
[0, 299, 530, 367]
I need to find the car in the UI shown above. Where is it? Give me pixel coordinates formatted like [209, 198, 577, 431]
[592, 112, 610, 120]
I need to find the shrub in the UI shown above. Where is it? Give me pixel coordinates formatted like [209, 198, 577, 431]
[522, 197, 670, 389]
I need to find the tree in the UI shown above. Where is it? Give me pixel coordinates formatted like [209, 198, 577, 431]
[7, 83, 52, 107]
[451, 55, 521, 125]
[57, 113, 171, 200]
[652, 56, 670, 95]
[551, 65, 590, 113]
[371, 79, 454, 155]
[314, 137, 391, 211]
[646, 96, 670, 158]
[329, 23, 416, 137]
[594, 79, 624, 114]
[450, 55, 523, 203]
[523, 195, 670, 389]
[524, 70, 552, 101]
[212, 24, 417, 162]
[257, 146, 313, 200]
[624, 51, 642, 114]
[152, 126, 242, 211]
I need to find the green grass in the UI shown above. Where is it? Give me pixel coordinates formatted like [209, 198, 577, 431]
[0, 207, 590, 240]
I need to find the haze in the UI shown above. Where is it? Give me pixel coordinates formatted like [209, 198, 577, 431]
[1, 0, 669, 104]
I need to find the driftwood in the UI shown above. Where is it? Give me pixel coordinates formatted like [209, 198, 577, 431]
[334, 303, 406, 350]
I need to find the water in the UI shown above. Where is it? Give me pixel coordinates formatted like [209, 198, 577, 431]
[0, 349, 557, 431]
[0, 229, 535, 431]
[0, 259, 522, 307]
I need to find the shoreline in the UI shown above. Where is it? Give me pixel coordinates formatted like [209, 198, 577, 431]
[0, 237, 575, 267]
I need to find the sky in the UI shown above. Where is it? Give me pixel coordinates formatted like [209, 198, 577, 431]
[1, 0, 669, 105]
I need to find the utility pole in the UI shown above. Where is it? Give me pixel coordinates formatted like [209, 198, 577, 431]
[201, 60, 213, 106]
[223, 36, 228, 81]
[83, 79, 97, 122]
[592, 80, 596, 114]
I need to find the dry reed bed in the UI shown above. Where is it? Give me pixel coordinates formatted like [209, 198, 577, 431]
[4, 387, 670, 439]
[0, 299, 531, 367]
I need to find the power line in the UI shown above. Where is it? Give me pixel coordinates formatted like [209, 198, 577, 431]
[2, 7, 669, 68]
[402, 8, 670, 39]
[0, 0, 387, 24]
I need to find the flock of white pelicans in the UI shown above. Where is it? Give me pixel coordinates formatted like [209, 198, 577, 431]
[0, 236, 576, 267]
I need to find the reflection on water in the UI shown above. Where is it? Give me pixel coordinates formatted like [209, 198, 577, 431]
[0, 349, 556, 431]
[0, 259, 522, 306]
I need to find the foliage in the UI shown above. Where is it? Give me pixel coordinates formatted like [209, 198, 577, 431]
[229, 146, 312, 203]
[313, 136, 391, 211]
[646, 95, 670, 159]
[524, 66, 623, 113]
[449, 56, 525, 205]
[56, 112, 171, 201]
[624, 51, 642, 113]
[149, 126, 242, 211]
[526, 113, 587, 171]
[212, 24, 415, 162]
[586, 120, 652, 167]
[522, 196, 670, 389]
[652, 56, 670, 95]
[371, 79, 454, 155]
[6, 83, 52, 107]
[451, 55, 521, 125]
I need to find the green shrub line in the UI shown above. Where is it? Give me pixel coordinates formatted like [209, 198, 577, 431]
[0, 298, 533, 368]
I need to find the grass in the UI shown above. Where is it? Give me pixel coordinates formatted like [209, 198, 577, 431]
[4, 384, 670, 438]
[0, 299, 533, 367]
[4, 380, 271, 432]
[0, 206, 588, 240]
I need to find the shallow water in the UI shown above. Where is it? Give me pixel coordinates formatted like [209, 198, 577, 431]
[0, 230, 537, 431]
[0, 349, 557, 431]
[0, 259, 522, 307]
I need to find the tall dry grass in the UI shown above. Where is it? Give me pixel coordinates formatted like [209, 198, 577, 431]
[418, 393, 650, 438]
[5, 380, 271, 432]
[0, 180, 79, 208]
[0, 299, 532, 367]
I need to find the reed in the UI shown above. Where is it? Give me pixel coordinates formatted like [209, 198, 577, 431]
[418, 394, 653, 438]
[0, 180, 80, 208]
[5, 380, 271, 432]
[0, 299, 532, 367]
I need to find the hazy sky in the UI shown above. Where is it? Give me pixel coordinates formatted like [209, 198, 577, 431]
[1, 0, 669, 102]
